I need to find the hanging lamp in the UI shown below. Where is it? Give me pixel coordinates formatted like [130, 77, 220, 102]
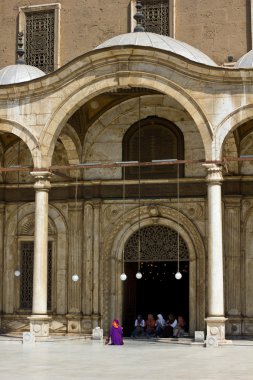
[120, 165, 127, 281]
[14, 140, 21, 278]
[72, 174, 80, 282]
[175, 163, 182, 280]
[136, 96, 142, 280]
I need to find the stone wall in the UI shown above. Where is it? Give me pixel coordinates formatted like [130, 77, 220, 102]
[0, 0, 250, 69]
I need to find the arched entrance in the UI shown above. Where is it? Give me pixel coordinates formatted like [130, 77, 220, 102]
[122, 225, 189, 336]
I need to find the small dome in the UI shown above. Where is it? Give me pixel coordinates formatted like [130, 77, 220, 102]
[235, 50, 253, 68]
[0, 64, 45, 85]
[95, 32, 217, 66]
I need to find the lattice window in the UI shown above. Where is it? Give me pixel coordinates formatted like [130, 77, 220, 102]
[123, 117, 184, 179]
[25, 11, 55, 73]
[20, 241, 52, 310]
[142, 0, 170, 36]
[124, 225, 188, 262]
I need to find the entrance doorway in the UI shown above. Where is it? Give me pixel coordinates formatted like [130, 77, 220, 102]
[122, 225, 189, 336]
[122, 261, 189, 336]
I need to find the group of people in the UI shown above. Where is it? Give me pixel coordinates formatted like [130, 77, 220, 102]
[105, 313, 186, 345]
[132, 313, 186, 339]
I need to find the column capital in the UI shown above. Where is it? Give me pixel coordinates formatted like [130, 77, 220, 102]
[203, 164, 223, 183]
[30, 171, 52, 191]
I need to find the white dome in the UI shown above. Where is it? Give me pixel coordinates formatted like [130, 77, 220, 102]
[0, 64, 45, 85]
[95, 32, 217, 66]
[235, 50, 253, 68]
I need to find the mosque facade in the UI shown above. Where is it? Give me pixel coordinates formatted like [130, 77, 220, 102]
[0, 1, 253, 343]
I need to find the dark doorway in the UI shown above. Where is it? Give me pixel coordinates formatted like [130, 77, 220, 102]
[122, 261, 189, 336]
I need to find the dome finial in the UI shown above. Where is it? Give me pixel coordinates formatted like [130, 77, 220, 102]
[134, 0, 145, 32]
[16, 32, 25, 64]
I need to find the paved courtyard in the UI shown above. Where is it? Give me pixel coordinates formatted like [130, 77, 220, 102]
[0, 338, 253, 380]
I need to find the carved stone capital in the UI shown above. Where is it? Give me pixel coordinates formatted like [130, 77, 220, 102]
[203, 164, 223, 184]
[30, 171, 52, 191]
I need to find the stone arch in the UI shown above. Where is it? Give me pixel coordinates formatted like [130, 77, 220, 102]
[42, 72, 213, 166]
[58, 123, 82, 165]
[3, 202, 68, 315]
[102, 204, 206, 335]
[82, 95, 206, 179]
[0, 118, 41, 167]
[214, 104, 253, 160]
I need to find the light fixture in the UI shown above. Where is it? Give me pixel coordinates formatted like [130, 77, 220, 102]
[175, 163, 182, 280]
[120, 273, 127, 281]
[136, 96, 142, 280]
[15, 141, 20, 281]
[72, 175, 80, 284]
[72, 274, 79, 282]
[120, 165, 127, 281]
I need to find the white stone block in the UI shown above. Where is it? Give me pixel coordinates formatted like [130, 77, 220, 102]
[23, 332, 35, 344]
[206, 335, 219, 348]
[92, 327, 103, 340]
[195, 331, 205, 342]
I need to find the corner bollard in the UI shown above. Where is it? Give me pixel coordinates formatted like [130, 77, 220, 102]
[194, 331, 204, 343]
[23, 332, 35, 344]
[92, 327, 103, 341]
[205, 335, 219, 348]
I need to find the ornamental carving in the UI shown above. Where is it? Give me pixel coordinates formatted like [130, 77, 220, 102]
[124, 225, 188, 261]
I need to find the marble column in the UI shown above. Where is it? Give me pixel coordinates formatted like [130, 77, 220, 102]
[203, 164, 228, 344]
[67, 201, 83, 333]
[29, 171, 51, 337]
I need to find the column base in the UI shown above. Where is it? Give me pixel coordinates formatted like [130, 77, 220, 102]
[205, 316, 232, 345]
[28, 315, 52, 337]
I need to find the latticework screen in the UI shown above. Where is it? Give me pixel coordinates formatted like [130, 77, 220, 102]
[25, 11, 55, 73]
[20, 241, 52, 310]
[142, 0, 170, 36]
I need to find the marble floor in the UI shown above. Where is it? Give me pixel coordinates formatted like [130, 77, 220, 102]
[0, 339, 253, 380]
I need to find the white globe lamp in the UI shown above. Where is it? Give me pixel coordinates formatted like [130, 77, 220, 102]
[175, 271, 182, 280]
[120, 273, 127, 281]
[72, 274, 79, 282]
[136, 272, 142, 279]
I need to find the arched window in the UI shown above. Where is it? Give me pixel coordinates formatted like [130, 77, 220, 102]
[123, 117, 184, 179]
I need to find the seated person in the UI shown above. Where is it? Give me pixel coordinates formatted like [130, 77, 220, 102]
[162, 313, 177, 338]
[132, 314, 145, 338]
[105, 319, 124, 345]
[145, 313, 156, 337]
[173, 315, 186, 338]
[155, 314, 166, 337]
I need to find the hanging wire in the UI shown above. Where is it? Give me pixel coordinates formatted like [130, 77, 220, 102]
[175, 163, 182, 280]
[14, 141, 21, 277]
[120, 165, 127, 281]
[72, 173, 79, 282]
[136, 97, 142, 279]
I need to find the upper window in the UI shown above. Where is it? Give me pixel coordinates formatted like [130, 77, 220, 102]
[131, 0, 174, 37]
[19, 4, 61, 73]
[123, 117, 184, 179]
